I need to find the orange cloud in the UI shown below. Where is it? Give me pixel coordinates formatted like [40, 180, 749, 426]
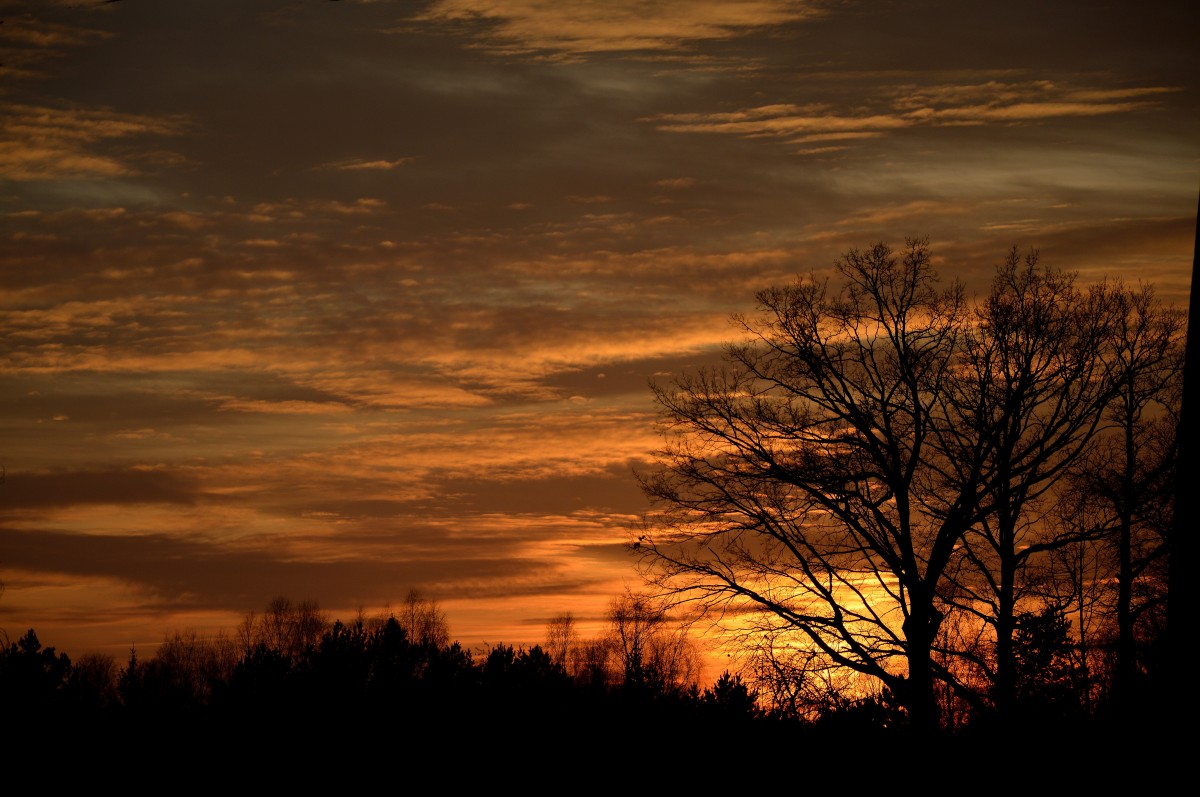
[0, 15, 111, 79]
[648, 81, 1177, 147]
[655, 177, 697, 189]
[320, 157, 416, 171]
[410, 0, 820, 59]
[0, 104, 184, 180]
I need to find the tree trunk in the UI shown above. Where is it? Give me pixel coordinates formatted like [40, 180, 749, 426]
[902, 594, 944, 735]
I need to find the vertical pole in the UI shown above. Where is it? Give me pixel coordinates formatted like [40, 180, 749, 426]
[1167, 188, 1199, 713]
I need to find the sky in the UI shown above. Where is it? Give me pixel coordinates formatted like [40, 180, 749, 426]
[1, 0, 1196, 673]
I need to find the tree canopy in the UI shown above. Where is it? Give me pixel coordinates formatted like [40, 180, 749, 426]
[636, 238, 1183, 733]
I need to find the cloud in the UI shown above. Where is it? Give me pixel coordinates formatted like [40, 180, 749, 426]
[0, 0, 1193, 664]
[213, 398, 355, 415]
[249, 197, 388, 218]
[647, 81, 1178, 148]
[410, 0, 820, 59]
[373, 408, 661, 482]
[0, 15, 112, 79]
[1, 345, 269, 375]
[646, 105, 911, 137]
[291, 372, 495, 410]
[0, 525, 554, 614]
[567, 194, 614, 204]
[0, 467, 203, 510]
[0, 103, 184, 180]
[890, 82, 1175, 113]
[0, 17, 109, 49]
[833, 200, 973, 228]
[318, 157, 416, 171]
[654, 177, 697, 189]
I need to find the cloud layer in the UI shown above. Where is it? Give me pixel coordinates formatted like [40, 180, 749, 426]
[1, 0, 1195, 670]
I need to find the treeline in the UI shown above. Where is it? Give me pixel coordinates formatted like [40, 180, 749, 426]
[0, 591, 798, 759]
[0, 599, 1173, 780]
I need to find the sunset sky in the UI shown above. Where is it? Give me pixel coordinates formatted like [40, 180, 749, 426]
[1, 0, 1196, 671]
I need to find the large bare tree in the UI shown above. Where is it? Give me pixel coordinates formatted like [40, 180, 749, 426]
[638, 239, 978, 733]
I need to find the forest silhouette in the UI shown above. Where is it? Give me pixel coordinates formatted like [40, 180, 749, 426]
[1, 238, 1188, 783]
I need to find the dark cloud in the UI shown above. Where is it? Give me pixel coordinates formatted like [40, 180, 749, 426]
[0, 525, 558, 613]
[0, 467, 202, 509]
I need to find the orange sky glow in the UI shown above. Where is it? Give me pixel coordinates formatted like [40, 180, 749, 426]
[1, 0, 1196, 682]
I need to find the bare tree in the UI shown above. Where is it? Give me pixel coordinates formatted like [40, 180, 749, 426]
[544, 612, 578, 671]
[145, 629, 240, 706]
[638, 239, 978, 733]
[638, 239, 1182, 732]
[1056, 284, 1184, 714]
[242, 596, 329, 661]
[398, 589, 450, 648]
[574, 635, 617, 689]
[939, 250, 1128, 721]
[235, 609, 258, 655]
[739, 631, 883, 722]
[607, 589, 699, 694]
[1042, 521, 1112, 714]
[66, 651, 120, 709]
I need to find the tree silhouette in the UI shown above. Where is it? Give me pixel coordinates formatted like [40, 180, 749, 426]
[635, 238, 1177, 734]
[1058, 285, 1182, 717]
[544, 611, 578, 672]
[0, 629, 71, 713]
[938, 251, 1146, 724]
[607, 589, 699, 695]
[638, 239, 976, 733]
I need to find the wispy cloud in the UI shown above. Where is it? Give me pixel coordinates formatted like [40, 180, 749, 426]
[250, 197, 388, 218]
[213, 398, 355, 416]
[318, 157, 416, 171]
[410, 0, 819, 59]
[647, 82, 1178, 150]
[0, 103, 184, 180]
[0, 15, 111, 79]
